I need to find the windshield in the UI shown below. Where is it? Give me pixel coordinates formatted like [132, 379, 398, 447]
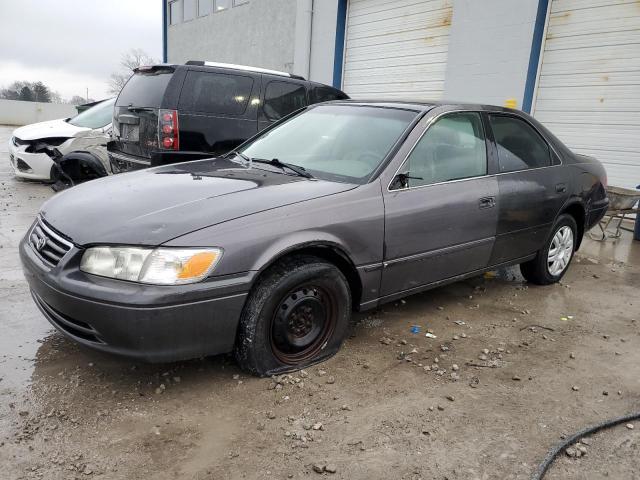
[239, 105, 418, 183]
[68, 98, 115, 129]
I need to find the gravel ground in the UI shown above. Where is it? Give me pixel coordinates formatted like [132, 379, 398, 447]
[0, 125, 638, 479]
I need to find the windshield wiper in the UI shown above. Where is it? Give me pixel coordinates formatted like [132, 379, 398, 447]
[126, 106, 155, 113]
[250, 158, 313, 179]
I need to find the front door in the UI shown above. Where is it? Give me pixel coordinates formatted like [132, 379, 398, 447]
[381, 111, 499, 297]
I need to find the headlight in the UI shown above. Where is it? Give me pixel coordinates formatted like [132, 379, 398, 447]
[80, 246, 223, 285]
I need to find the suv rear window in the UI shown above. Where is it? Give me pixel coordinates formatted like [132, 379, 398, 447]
[178, 71, 254, 115]
[116, 70, 173, 108]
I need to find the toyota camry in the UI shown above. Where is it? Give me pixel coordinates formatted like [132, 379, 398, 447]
[20, 101, 608, 376]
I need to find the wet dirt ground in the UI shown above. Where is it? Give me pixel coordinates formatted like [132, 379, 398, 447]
[1, 126, 638, 479]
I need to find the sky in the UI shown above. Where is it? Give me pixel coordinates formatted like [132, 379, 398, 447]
[0, 0, 163, 101]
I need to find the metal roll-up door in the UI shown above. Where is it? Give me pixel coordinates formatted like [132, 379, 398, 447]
[533, 0, 640, 189]
[342, 0, 453, 100]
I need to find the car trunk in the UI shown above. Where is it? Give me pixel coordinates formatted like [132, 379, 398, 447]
[112, 67, 174, 161]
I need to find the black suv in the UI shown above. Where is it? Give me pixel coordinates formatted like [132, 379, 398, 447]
[108, 61, 349, 172]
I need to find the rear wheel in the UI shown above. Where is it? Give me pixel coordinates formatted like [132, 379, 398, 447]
[520, 214, 577, 285]
[235, 255, 351, 376]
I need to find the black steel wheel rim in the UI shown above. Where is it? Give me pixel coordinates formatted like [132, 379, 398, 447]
[270, 284, 337, 365]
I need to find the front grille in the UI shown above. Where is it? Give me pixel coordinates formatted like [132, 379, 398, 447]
[29, 218, 73, 267]
[31, 292, 104, 344]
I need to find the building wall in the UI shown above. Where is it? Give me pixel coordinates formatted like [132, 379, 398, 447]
[166, 0, 339, 83]
[0, 99, 78, 126]
[167, 0, 298, 73]
[443, 0, 539, 108]
[308, 0, 339, 86]
[165, 0, 543, 102]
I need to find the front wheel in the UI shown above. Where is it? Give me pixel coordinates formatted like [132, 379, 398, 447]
[235, 255, 351, 376]
[520, 214, 577, 285]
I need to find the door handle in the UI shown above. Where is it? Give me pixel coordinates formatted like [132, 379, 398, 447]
[479, 196, 495, 209]
[556, 183, 567, 193]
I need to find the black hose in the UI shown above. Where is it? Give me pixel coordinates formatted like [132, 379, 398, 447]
[532, 411, 640, 480]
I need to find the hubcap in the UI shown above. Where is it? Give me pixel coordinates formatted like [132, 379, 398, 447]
[270, 285, 336, 364]
[547, 226, 574, 276]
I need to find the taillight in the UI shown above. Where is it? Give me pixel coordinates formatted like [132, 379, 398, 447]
[158, 109, 179, 150]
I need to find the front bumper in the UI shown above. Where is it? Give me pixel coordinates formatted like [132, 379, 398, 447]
[8, 140, 55, 180]
[20, 229, 251, 363]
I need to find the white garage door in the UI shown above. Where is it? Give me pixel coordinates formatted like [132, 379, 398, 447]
[342, 0, 453, 100]
[533, 0, 640, 189]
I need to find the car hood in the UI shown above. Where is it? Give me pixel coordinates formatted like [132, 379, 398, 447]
[41, 158, 357, 246]
[13, 118, 90, 141]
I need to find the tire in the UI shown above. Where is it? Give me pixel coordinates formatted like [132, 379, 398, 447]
[235, 255, 351, 377]
[520, 214, 578, 285]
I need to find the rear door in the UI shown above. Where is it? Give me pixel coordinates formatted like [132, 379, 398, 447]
[487, 113, 570, 264]
[112, 67, 175, 164]
[258, 76, 309, 131]
[177, 68, 260, 156]
[381, 111, 498, 296]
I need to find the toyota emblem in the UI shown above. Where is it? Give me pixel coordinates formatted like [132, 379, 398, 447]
[35, 236, 46, 251]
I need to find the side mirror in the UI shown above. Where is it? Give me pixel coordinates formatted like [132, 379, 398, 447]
[390, 171, 423, 191]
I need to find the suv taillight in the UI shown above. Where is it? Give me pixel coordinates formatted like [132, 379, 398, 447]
[158, 109, 179, 150]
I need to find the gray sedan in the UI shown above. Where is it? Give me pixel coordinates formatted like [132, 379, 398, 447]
[20, 101, 608, 376]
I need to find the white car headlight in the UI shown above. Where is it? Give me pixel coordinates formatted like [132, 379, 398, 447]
[80, 246, 223, 285]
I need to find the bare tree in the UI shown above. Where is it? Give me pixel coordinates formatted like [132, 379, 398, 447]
[1, 80, 54, 102]
[108, 48, 158, 95]
[49, 90, 63, 103]
[68, 95, 95, 105]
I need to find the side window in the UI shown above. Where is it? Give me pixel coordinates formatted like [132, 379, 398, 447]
[183, 0, 196, 21]
[401, 112, 487, 188]
[214, 0, 231, 11]
[169, 0, 181, 24]
[198, 0, 211, 16]
[263, 81, 307, 122]
[178, 71, 254, 116]
[489, 115, 551, 173]
[309, 86, 348, 105]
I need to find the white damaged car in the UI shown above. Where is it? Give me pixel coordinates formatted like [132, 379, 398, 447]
[8, 98, 114, 182]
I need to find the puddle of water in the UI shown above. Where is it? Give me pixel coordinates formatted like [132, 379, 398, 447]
[0, 125, 58, 438]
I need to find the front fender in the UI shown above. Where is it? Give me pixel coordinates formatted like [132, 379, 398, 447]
[165, 180, 385, 281]
[248, 233, 352, 273]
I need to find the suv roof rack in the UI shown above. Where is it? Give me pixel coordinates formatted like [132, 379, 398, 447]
[185, 61, 305, 80]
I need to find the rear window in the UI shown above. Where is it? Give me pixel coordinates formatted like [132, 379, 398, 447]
[178, 71, 254, 115]
[115, 70, 173, 108]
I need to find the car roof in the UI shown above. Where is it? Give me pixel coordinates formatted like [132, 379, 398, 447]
[140, 61, 309, 81]
[324, 99, 523, 115]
